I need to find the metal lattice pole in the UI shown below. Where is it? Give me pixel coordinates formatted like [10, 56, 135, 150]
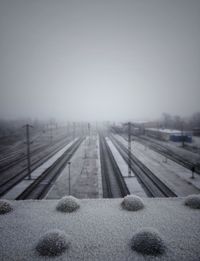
[73, 122, 75, 140]
[128, 122, 131, 177]
[23, 124, 33, 179]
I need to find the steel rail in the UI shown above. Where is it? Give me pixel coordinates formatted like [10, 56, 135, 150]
[16, 137, 84, 200]
[99, 133, 129, 198]
[133, 135, 200, 175]
[110, 135, 177, 198]
[0, 138, 77, 197]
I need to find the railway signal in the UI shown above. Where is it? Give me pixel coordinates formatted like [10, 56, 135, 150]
[23, 124, 33, 179]
[191, 165, 195, 179]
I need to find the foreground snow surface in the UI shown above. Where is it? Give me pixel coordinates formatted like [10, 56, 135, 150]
[0, 198, 200, 261]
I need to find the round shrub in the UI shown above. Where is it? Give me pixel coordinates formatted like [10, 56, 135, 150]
[184, 194, 200, 209]
[0, 200, 13, 214]
[121, 195, 144, 211]
[131, 228, 165, 256]
[56, 196, 80, 213]
[36, 229, 70, 256]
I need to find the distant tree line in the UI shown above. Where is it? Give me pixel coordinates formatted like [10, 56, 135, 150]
[0, 118, 46, 138]
[160, 112, 200, 131]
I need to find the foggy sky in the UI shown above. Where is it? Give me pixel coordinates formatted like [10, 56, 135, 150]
[0, 0, 200, 122]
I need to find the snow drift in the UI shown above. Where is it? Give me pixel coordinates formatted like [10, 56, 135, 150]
[121, 195, 144, 211]
[0, 200, 13, 214]
[56, 196, 80, 213]
[184, 194, 200, 209]
[131, 228, 165, 256]
[36, 229, 70, 256]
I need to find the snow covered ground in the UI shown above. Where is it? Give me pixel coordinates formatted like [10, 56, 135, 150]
[113, 135, 200, 196]
[46, 134, 102, 199]
[0, 198, 200, 261]
[142, 135, 200, 164]
[167, 136, 200, 154]
[192, 136, 200, 148]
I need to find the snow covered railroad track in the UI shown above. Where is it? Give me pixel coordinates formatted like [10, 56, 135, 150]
[99, 134, 129, 198]
[110, 135, 177, 198]
[134, 136, 200, 175]
[0, 150, 25, 171]
[0, 137, 74, 197]
[16, 137, 84, 200]
[0, 135, 70, 173]
[0, 145, 49, 172]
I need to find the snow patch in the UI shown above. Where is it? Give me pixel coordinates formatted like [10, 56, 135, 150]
[36, 229, 70, 256]
[0, 200, 13, 214]
[131, 228, 165, 256]
[56, 196, 80, 213]
[184, 194, 200, 209]
[121, 195, 144, 211]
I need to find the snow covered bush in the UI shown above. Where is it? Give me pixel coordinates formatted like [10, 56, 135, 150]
[184, 194, 200, 209]
[121, 195, 144, 211]
[131, 228, 165, 256]
[36, 229, 70, 256]
[56, 196, 80, 213]
[0, 200, 13, 214]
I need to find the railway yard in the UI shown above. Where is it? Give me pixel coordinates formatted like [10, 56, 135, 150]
[0, 124, 200, 200]
[1, 0, 200, 259]
[0, 124, 200, 261]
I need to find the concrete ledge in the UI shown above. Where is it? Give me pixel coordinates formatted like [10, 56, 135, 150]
[0, 198, 200, 260]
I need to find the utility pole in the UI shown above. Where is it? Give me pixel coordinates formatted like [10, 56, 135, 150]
[128, 122, 132, 177]
[23, 124, 33, 179]
[84, 138, 87, 159]
[47, 123, 53, 144]
[88, 123, 91, 145]
[73, 122, 75, 140]
[81, 122, 84, 136]
[50, 125, 53, 144]
[67, 122, 70, 137]
[181, 121, 185, 148]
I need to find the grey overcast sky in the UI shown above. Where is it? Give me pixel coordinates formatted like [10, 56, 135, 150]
[0, 0, 200, 121]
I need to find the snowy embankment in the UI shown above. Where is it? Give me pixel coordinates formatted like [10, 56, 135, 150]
[0, 197, 200, 261]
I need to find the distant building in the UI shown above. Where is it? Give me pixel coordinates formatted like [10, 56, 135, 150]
[145, 128, 192, 142]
